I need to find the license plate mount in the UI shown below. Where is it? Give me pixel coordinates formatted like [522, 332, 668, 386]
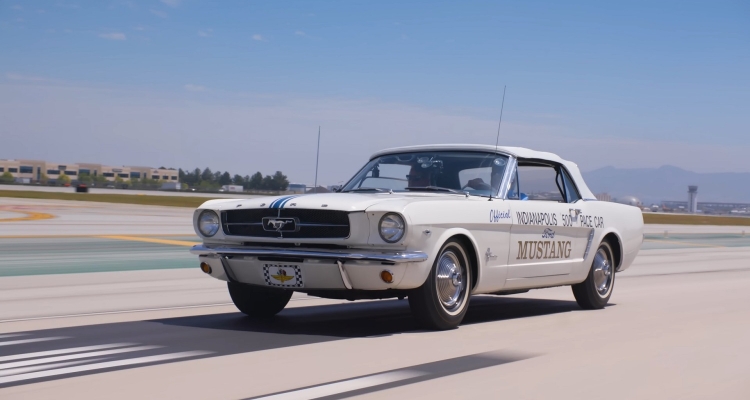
[263, 264, 303, 288]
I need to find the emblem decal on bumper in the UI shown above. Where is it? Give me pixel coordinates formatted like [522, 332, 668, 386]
[263, 264, 304, 288]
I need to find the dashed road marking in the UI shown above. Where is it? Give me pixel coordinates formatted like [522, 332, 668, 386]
[0, 345, 161, 370]
[0, 334, 27, 340]
[0, 359, 108, 378]
[0, 303, 234, 323]
[0, 351, 211, 385]
[0, 343, 135, 363]
[0, 337, 68, 347]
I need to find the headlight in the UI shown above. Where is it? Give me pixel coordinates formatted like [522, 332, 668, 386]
[379, 213, 405, 243]
[198, 210, 220, 237]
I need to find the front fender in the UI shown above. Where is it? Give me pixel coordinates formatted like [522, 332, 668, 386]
[400, 227, 482, 291]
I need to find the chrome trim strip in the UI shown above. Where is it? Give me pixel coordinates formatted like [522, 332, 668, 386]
[583, 228, 596, 260]
[337, 260, 353, 289]
[499, 156, 518, 200]
[190, 244, 428, 263]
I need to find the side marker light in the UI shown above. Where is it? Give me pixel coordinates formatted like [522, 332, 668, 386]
[200, 262, 212, 274]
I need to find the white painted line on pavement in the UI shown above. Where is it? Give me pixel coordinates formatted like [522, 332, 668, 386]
[253, 371, 426, 400]
[0, 358, 108, 378]
[0, 334, 26, 339]
[0, 343, 135, 363]
[0, 304, 234, 323]
[0, 351, 211, 385]
[0, 296, 319, 323]
[0, 337, 68, 347]
[0, 345, 160, 370]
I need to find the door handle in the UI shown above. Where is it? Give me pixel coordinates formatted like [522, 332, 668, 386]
[569, 208, 582, 220]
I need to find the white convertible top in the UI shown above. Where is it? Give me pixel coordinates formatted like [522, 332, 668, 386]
[371, 144, 596, 200]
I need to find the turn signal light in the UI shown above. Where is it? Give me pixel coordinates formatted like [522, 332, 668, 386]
[380, 270, 394, 284]
[200, 262, 212, 274]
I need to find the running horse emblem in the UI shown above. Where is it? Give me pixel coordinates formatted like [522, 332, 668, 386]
[266, 219, 289, 231]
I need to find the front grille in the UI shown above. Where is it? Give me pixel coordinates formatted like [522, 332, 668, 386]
[222, 209, 350, 239]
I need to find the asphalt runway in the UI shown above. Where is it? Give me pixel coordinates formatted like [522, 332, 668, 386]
[1, 198, 750, 399]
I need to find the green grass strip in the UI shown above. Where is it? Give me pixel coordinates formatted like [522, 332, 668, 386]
[0, 190, 220, 208]
[642, 213, 750, 226]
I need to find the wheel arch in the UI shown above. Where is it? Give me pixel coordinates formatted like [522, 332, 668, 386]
[602, 231, 623, 272]
[433, 230, 481, 292]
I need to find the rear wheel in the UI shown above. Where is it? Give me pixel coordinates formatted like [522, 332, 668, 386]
[572, 241, 615, 309]
[227, 282, 293, 317]
[408, 240, 472, 330]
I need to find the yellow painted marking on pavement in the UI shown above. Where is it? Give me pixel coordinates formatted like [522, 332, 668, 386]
[0, 210, 56, 223]
[644, 238, 723, 248]
[0, 234, 197, 239]
[98, 235, 197, 247]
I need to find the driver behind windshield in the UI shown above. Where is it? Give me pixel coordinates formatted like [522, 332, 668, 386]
[406, 164, 433, 187]
[464, 158, 506, 196]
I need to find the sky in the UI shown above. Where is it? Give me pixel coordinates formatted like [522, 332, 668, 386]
[1, 0, 748, 185]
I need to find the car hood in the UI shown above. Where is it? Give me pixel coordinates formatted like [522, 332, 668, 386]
[199, 192, 479, 212]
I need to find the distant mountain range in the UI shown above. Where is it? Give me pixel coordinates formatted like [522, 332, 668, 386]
[581, 166, 750, 205]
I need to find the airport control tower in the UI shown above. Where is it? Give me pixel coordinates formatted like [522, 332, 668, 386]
[688, 186, 698, 213]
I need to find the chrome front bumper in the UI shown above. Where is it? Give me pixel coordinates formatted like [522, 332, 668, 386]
[190, 244, 429, 263]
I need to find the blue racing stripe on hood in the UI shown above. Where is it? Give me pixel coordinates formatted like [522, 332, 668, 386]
[270, 195, 301, 209]
[269, 196, 291, 209]
[278, 195, 301, 208]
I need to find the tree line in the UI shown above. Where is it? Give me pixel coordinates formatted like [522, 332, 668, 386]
[179, 168, 289, 191]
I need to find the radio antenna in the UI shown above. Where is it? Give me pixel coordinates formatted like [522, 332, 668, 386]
[314, 126, 320, 193]
[489, 85, 506, 202]
[494, 85, 507, 153]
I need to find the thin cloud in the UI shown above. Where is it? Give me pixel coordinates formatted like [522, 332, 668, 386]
[133, 26, 147, 31]
[295, 31, 305, 36]
[198, 29, 212, 37]
[150, 9, 168, 18]
[99, 32, 126, 41]
[6, 73, 50, 82]
[11, 5, 22, 10]
[252, 34, 265, 41]
[184, 84, 206, 92]
[160, 0, 181, 7]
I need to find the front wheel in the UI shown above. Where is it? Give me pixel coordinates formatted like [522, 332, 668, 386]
[408, 240, 472, 330]
[572, 241, 615, 309]
[227, 282, 293, 318]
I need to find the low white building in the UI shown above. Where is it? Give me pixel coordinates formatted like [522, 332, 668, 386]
[0, 159, 179, 184]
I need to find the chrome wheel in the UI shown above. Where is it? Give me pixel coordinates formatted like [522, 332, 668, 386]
[592, 248, 613, 297]
[409, 240, 472, 330]
[435, 250, 467, 313]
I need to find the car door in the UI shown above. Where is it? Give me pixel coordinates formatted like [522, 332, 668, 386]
[506, 161, 591, 280]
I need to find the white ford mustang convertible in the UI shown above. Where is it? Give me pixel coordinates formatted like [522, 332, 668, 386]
[191, 144, 643, 330]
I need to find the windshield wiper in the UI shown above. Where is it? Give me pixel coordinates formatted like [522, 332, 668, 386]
[405, 186, 465, 194]
[342, 187, 386, 193]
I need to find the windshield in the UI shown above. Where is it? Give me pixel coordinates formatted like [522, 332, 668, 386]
[341, 151, 510, 197]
